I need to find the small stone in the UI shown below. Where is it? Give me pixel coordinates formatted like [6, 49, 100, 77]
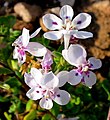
[14, 2, 42, 22]
[13, 20, 33, 31]
[58, 0, 75, 7]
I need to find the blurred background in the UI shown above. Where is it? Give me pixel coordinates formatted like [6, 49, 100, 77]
[0, 0, 110, 120]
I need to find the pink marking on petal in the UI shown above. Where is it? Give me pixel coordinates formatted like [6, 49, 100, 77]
[52, 22, 58, 25]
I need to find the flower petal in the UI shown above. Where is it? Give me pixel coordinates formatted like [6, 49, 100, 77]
[26, 87, 43, 100]
[74, 31, 93, 39]
[27, 42, 47, 57]
[42, 14, 62, 30]
[39, 97, 53, 109]
[53, 90, 70, 105]
[68, 70, 82, 85]
[64, 34, 71, 49]
[88, 57, 102, 70]
[41, 51, 53, 69]
[62, 44, 87, 67]
[24, 73, 37, 88]
[43, 31, 63, 40]
[41, 71, 59, 89]
[72, 13, 91, 30]
[30, 27, 41, 38]
[60, 5, 74, 20]
[57, 71, 69, 87]
[17, 51, 26, 64]
[84, 71, 96, 87]
[13, 47, 19, 59]
[22, 28, 30, 47]
[30, 68, 43, 84]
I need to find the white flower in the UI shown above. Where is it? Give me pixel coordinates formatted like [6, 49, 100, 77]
[41, 50, 53, 71]
[24, 68, 70, 109]
[12, 27, 47, 64]
[62, 44, 102, 87]
[42, 5, 93, 49]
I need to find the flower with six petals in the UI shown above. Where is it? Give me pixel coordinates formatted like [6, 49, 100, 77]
[43, 5, 93, 49]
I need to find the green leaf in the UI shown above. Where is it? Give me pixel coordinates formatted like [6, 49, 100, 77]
[24, 109, 36, 120]
[50, 102, 60, 116]
[0, 67, 13, 75]
[5, 76, 21, 88]
[4, 112, 12, 120]
[26, 100, 34, 111]
[42, 114, 54, 120]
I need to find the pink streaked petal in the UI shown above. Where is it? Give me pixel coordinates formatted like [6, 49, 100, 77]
[41, 51, 53, 69]
[24, 73, 37, 88]
[22, 28, 30, 47]
[53, 89, 70, 105]
[72, 13, 91, 30]
[39, 97, 53, 109]
[30, 27, 41, 38]
[57, 71, 69, 87]
[62, 44, 87, 67]
[43, 31, 63, 40]
[74, 31, 93, 39]
[60, 5, 74, 20]
[42, 14, 62, 30]
[26, 87, 43, 100]
[41, 71, 59, 89]
[84, 71, 96, 87]
[68, 70, 82, 85]
[27, 42, 47, 57]
[88, 57, 102, 70]
[18, 52, 26, 64]
[30, 68, 43, 84]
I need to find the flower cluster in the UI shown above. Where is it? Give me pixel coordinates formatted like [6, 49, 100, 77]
[12, 5, 102, 109]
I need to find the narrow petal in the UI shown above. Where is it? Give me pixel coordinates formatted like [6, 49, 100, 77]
[88, 57, 102, 70]
[43, 31, 63, 40]
[42, 14, 62, 30]
[27, 42, 47, 57]
[62, 44, 87, 67]
[53, 90, 70, 105]
[22, 28, 30, 47]
[30, 68, 43, 84]
[12, 36, 22, 47]
[84, 71, 96, 87]
[24, 73, 36, 88]
[41, 51, 53, 69]
[72, 13, 91, 30]
[64, 34, 71, 49]
[39, 97, 53, 109]
[60, 5, 74, 20]
[30, 27, 41, 38]
[13, 47, 19, 59]
[68, 70, 82, 85]
[18, 52, 26, 64]
[57, 71, 69, 87]
[41, 71, 59, 89]
[26, 87, 43, 100]
[74, 31, 93, 39]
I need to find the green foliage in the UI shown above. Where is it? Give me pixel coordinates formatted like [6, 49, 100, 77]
[0, 14, 109, 120]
